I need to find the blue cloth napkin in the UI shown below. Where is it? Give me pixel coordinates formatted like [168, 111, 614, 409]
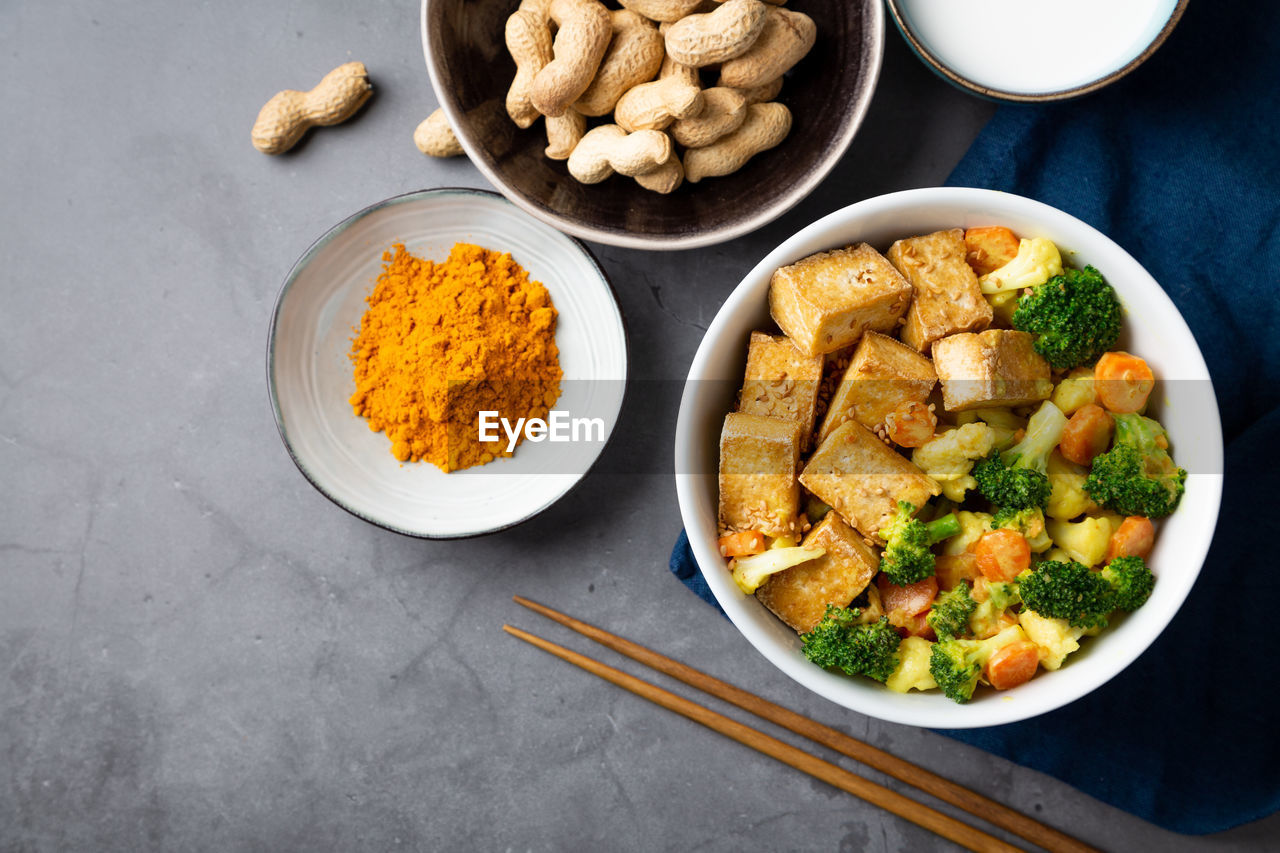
[670, 0, 1280, 834]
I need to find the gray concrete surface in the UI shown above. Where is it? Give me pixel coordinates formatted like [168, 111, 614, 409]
[1, 1, 1275, 851]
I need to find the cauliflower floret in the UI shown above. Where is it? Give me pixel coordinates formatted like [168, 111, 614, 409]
[885, 636, 938, 693]
[730, 546, 824, 594]
[1046, 450, 1100, 520]
[1050, 367, 1097, 416]
[855, 584, 884, 625]
[979, 237, 1064, 294]
[985, 288, 1020, 326]
[940, 510, 995, 556]
[1045, 512, 1123, 567]
[1018, 609, 1085, 670]
[969, 407, 1025, 432]
[911, 423, 997, 502]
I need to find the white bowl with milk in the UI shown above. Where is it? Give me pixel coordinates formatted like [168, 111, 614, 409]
[887, 0, 1188, 101]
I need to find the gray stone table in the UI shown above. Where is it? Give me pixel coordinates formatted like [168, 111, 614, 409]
[2, 1, 1275, 850]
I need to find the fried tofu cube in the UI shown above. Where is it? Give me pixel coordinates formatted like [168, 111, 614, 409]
[799, 420, 940, 539]
[718, 412, 803, 539]
[738, 331, 824, 446]
[816, 331, 937, 445]
[755, 512, 878, 633]
[768, 244, 913, 358]
[931, 329, 1054, 411]
[887, 229, 993, 353]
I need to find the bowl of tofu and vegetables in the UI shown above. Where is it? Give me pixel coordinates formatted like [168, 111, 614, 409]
[674, 187, 1223, 727]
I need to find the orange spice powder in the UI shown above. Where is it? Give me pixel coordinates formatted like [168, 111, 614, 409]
[348, 242, 562, 471]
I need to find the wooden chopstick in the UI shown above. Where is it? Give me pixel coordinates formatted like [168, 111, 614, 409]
[513, 595, 1097, 853]
[504, 623, 1022, 853]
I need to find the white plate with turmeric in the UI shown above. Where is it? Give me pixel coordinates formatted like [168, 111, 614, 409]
[268, 188, 628, 538]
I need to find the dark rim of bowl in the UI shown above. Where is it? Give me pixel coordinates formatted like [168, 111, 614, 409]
[265, 186, 630, 541]
[885, 0, 1190, 103]
[420, 0, 886, 251]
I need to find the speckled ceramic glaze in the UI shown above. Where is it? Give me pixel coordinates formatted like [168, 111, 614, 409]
[421, 0, 884, 250]
[268, 189, 627, 539]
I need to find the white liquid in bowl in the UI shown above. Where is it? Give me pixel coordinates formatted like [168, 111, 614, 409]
[898, 0, 1178, 95]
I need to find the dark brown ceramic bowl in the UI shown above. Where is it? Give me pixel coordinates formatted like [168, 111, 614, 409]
[421, 0, 884, 250]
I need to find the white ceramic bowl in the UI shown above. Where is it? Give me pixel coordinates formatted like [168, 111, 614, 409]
[674, 187, 1222, 727]
[886, 0, 1188, 102]
[269, 188, 627, 538]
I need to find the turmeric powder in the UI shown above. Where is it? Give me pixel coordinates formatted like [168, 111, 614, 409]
[348, 242, 562, 471]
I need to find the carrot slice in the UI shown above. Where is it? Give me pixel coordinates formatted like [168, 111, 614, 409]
[935, 553, 980, 591]
[986, 641, 1040, 690]
[876, 574, 939, 616]
[1105, 516, 1155, 562]
[964, 226, 1020, 276]
[884, 400, 937, 448]
[890, 610, 937, 641]
[1060, 403, 1114, 465]
[973, 529, 1031, 583]
[1095, 352, 1155, 414]
[717, 530, 767, 558]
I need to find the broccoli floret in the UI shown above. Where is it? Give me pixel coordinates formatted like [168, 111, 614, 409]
[974, 457, 1050, 511]
[929, 640, 983, 703]
[992, 506, 1029, 529]
[926, 584, 977, 640]
[1102, 556, 1155, 612]
[1019, 560, 1114, 629]
[877, 501, 963, 585]
[972, 401, 1068, 511]
[1012, 266, 1122, 369]
[1084, 413, 1187, 519]
[801, 608, 901, 683]
[928, 627, 1025, 703]
[986, 580, 1021, 610]
[968, 579, 1023, 639]
[991, 506, 1052, 552]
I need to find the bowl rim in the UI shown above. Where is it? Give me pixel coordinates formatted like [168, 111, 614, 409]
[266, 186, 629, 540]
[673, 186, 1224, 727]
[884, 0, 1190, 102]
[420, 0, 886, 251]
